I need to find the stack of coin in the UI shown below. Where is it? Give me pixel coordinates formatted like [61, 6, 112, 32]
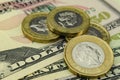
[65, 22, 110, 43]
[21, 6, 114, 77]
[47, 6, 90, 36]
[21, 6, 90, 42]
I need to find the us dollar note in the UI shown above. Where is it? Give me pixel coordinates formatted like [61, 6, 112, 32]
[19, 21, 120, 80]
[53, 34, 120, 80]
[54, 0, 120, 25]
[24, 3, 55, 15]
[0, 0, 56, 51]
[19, 59, 67, 80]
[0, 0, 52, 14]
[92, 33, 120, 80]
[18, 0, 120, 80]
[0, 1, 59, 80]
[19, 38, 120, 80]
[103, 0, 120, 13]
[0, 40, 66, 80]
[1, 0, 120, 80]
[54, 22, 120, 80]
[19, 59, 89, 80]
[0, 0, 119, 50]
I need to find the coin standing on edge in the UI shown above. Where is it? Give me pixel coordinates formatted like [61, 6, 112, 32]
[64, 35, 114, 77]
[22, 12, 59, 43]
[66, 22, 110, 43]
[47, 6, 90, 36]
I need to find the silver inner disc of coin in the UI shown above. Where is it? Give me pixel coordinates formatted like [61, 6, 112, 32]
[72, 42, 105, 68]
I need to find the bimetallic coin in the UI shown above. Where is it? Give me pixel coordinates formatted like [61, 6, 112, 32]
[64, 35, 113, 77]
[85, 22, 110, 43]
[22, 12, 59, 43]
[66, 22, 110, 43]
[47, 6, 90, 36]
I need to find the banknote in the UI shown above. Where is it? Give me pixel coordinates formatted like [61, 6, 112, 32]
[19, 59, 68, 80]
[103, 0, 120, 13]
[56, 62, 120, 80]
[0, 0, 54, 14]
[0, 0, 119, 47]
[0, 1, 56, 16]
[0, 0, 119, 49]
[24, 3, 55, 15]
[0, 1, 60, 80]
[0, 1, 56, 51]
[19, 59, 90, 80]
[19, 34, 120, 80]
[0, 0, 120, 80]
[56, 0, 120, 78]
[23, 33, 120, 80]
[17, 0, 120, 80]
[56, 19, 120, 80]
[53, 0, 120, 25]
[0, 40, 66, 80]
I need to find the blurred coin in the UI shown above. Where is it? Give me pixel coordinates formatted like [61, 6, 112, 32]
[47, 6, 90, 36]
[66, 22, 110, 43]
[22, 12, 59, 43]
[64, 35, 113, 77]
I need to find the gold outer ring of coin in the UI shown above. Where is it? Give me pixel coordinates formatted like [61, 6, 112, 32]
[47, 6, 90, 36]
[64, 35, 114, 77]
[22, 12, 59, 43]
[65, 22, 110, 43]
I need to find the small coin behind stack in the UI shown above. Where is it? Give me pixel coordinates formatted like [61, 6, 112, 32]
[66, 22, 110, 43]
[64, 35, 114, 77]
[47, 6, 90, 36]
[22, 12, 59, 43]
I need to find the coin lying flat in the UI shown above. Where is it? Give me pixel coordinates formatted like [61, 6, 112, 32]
[64, 35, 113, 77]
[47, 6, 90, 36]
[22, 12, 59, 43]
[84, 22, 110, 43]
[66, 22, 110, 43]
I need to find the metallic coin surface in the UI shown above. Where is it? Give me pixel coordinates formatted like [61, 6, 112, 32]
[72, 42, 105, 68]
[22, 12, 59, 43]
[47, 6, 90, 36]
[29, 16, 48, 34]
[55, 11, 83, 28]
[65, 22, 110, 43]
[64, 35, 114, 77]
[85, 22, 110, 43]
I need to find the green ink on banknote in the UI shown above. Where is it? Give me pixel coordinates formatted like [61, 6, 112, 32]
[110, 33, 120, 48]
[111, 33, 120, 40]
[91, 11, 110, 23]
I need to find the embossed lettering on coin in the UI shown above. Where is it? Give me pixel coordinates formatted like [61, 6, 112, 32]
[54, 11, 83, 28]
[29, 17, 48, 34]
[72, 42, 105, 68]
